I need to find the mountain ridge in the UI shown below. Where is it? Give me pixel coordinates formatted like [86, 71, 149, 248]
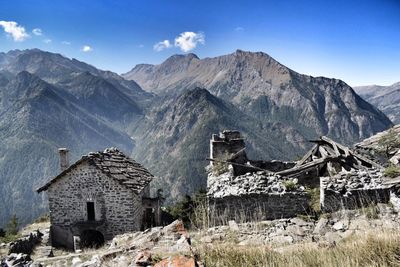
[354, 82, 400, 124]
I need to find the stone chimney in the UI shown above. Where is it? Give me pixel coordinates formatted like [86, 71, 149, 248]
[58, 148, 69, 171]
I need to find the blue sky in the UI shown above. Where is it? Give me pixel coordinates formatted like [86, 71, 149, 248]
[0, 0, 399, 86]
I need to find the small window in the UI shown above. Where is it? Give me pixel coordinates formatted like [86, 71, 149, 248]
[87, 202, 95, 221]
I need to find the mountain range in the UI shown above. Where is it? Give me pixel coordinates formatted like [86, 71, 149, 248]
[354, 82, 400, 124]
[0, 48, 393, 227]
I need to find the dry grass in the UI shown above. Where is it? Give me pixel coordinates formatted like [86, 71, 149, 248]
[196, 231, 400, 267]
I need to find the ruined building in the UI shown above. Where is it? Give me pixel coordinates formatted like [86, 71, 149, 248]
[37, 148, 162, 250]
[207, 130, 400, 224]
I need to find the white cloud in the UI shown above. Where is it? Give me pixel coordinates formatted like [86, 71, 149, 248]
[0, 21, 29, 41]
[81, 45, 93, 52]
[153, 40, 172, 52]
[32, 28, 42, 36]
[43, 39, 52, 44]
[61, 41, 71, 45]
[235, 26, 244, 32]
[174, 32, 205, 52]
[138, 44, 144, 48]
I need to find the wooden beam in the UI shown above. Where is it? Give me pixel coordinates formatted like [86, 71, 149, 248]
[320, 136, 382, 169]
[319, 146, 329, 158]
[277, 157, 331, 177]
[296, 144, 318, 166]
[206, 158, 270, 172]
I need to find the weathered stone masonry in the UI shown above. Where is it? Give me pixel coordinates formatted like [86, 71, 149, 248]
[208, 170, 310, 223]
[320, 169, 391, 212]
[207, 130, 400, 224]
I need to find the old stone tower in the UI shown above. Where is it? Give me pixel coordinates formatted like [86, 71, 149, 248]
[37, 148, 161, 250]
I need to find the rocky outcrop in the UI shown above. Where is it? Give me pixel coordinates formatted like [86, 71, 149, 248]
[355, 125, 400, 165]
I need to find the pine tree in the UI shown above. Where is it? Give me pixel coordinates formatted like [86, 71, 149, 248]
[5, 214, 18, 236]
[378, 128, 400, 159]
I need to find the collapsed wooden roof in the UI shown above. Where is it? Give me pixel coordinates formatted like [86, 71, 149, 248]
[276, 136, 382, 178]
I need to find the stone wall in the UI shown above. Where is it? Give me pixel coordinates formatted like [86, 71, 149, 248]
[320, 169, 391, 212]
[208, 192, 310, 225]
[47, 161, 144, 249]
[8, 231, 43, 255]
[321, 188, 390, 212]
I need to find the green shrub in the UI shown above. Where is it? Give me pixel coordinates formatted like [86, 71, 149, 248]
[306, 187, 321, 215]
[5, 214, 18, 236]
[0, 215, 20, 244]
[384, 165, 400, 178]
[364, 205, 380, 219]
[377, 128, 400, 159]
[212, 162, 229, 176]
[283, 180, 297, 191]
[165, 190, 208, 229]
[0, 233, 20, 244]
[210, 152, 233, 176]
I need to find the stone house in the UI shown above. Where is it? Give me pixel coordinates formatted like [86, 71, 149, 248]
[37, 147, 161, 250]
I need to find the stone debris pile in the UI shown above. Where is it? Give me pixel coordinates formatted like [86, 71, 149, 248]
[194, 204, 400, 248]
[321, 169, 386, 195]
[30, 220, 202, 267]
[208, 171, 304, 199]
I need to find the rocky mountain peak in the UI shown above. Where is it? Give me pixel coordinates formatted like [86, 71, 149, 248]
[159, 53, 200, 70]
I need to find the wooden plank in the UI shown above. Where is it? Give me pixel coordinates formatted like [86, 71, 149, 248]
[320, 136, 382, 169]
[352, 153, 383, 169]
[319, 146, 329, 158]
[323, 145, 338, 157]
[277, 157, 330, 177]
[206, 158, 269, 172]
[296, 144, 318, 166]
[321, 136, 350, 156]
[332, 141, 341, 157]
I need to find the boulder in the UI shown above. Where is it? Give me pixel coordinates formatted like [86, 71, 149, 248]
[134, 250, 152, 266]
[332, 221, 345, 231]
[228, 220, 239, 232]
[154, 255, 197, 267]
[324, 232, 341, 243]
[1, 253, 32, 267]
[313, 218, 328, 235]
[270, 235, 294, 245]
[290, 218, 310, 226]
[286, 225, 305, 236]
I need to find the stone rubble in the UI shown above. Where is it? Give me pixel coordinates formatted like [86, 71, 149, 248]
[208, 171, 304, 198]
[25, 220, 201, 267]
[320, 169, 386, 195]
[192, 204, 400, 248]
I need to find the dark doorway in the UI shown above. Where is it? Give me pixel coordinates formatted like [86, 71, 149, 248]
[142, 208, 155, 230]
[80, 230, 104, 248]
[87, 202, 95, 221]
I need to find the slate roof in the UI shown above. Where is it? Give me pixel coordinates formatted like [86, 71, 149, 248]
[37, 147, 154, 194]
